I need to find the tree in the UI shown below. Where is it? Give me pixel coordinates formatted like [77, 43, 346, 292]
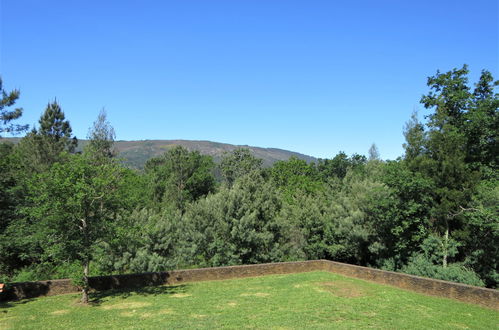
[85, 109, 116, 161]
[404, 65, 493, 268]
[0, 77, 28, 136]
[270, 157, 322, 201]
[145, 146, 215, 211]
[219, 148, 263, 187]
[17, 100, 77, 172]
[26, 153, 125, 303]
[464, 70, 499, 170]
[184, 172, 283, 266]
[368, 143, 381, 161]
[317, 152, 367, 181]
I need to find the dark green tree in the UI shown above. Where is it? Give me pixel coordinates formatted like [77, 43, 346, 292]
[317, 152, 367, 181]
[145, 146, 215, 211]
[0, 77, 28, 136]
[219, 148, 263, 187]
[17, 100, 77, 172]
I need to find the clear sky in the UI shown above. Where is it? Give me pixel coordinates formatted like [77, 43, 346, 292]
[1, 0, 498, 160]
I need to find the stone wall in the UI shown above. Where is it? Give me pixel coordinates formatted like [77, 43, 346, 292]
[1, 259, 497, 310]
[321, 260, 499, 310]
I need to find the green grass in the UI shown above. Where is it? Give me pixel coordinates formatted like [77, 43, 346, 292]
[1, 271, 497, 329]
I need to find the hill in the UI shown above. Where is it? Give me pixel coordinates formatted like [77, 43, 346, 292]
[0, 138, 316, 169]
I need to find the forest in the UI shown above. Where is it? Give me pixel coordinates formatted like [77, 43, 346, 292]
[0, 65, 497, 302]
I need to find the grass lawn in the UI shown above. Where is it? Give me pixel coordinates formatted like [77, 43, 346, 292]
[1, 271, 497, 329]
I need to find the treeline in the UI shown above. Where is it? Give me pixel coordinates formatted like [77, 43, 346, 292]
[0, 66, 497, 299]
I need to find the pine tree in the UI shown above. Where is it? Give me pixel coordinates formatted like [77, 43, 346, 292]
[0, 77, 28, 136]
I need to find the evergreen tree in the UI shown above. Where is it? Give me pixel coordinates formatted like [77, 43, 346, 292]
[18, 100, 77, 172]
[0, 77, 28, 136]
[85, 109, 116, 161]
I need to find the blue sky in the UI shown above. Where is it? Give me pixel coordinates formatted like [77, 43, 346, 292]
[1, 0, 497, 160]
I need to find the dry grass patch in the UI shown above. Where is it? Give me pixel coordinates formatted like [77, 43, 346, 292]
[171, 293, 192, 298]
[101, 301, 151, 310]
[50, 310, 70, 315]
[240, 292, 270, 297]
[315, 280, 369, 298]
[158, 308, 175, 315]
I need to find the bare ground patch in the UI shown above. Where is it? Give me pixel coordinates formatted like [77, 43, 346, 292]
[158, 308, 175, 315]
[171, 293, 192, 298]
[50, 310, 70, 315]
[315, 281, 369, 298]
[101, 301, 151, 310]
[240, 292, 270, 297]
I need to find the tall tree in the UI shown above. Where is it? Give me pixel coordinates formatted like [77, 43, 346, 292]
[219, 148, 262, 187]
[145, 146, 215, 211]
[26, 153, 125, 303]
[0, 77, 28, 136]
[406, 65, 485, 268]
[17, 100, 77, 173]
[368, 143, 381, 161]
[85, 109, 116, 161]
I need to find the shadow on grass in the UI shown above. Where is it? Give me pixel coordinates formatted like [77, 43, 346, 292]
[0, 297, 38, 310]
[89, 284, 189, 306]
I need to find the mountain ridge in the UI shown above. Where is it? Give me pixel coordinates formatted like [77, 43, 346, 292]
[0, 137, 317, 169]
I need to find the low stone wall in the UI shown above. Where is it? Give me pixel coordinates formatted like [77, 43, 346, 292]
[0, 278, 78, 302]
[1, 259, 497, 310]
[322, 260, 499, 310]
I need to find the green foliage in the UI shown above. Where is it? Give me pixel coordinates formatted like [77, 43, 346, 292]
[0, 77, 28, 136]
[16, 101, 77, 173]
[401, 254, 484, 287]
[270, 157, 322, 201]
[317, 152, 366, 180]
[85, 109, 116, 161]
[184, 172, 284, 266]
[95, 207, 184, 274]
[0, 66, 497, 291]
[219, 148, 263, 187]
[145, 146, 215, 211]
[460, 178, 499, 288]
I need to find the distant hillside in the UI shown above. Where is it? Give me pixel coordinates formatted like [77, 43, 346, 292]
[1, 138, 316, 169]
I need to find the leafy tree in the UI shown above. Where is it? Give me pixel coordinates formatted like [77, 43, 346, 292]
[85, 109, 116, 161]
[270, 157, 322, 200]
[317, 152, 366, 181]
[407, 66, 481, 267]
[145, 146, 215, 211]
[460, 178, 499, 288]
[25, 153, 125, 303]
[378, 160, 433, 269]
[0, 77, 28, 136]
[219, 148, 262, 187]
[464, 70, 499, 170]
[403, 111, 426, 163]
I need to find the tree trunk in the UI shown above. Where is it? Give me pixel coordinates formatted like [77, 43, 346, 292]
[442, 220, 449, 268]
[81, 259, 89, 304]
[81, 216, 90, 304]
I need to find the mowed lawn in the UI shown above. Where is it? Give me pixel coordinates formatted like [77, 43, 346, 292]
[1, 271, 497, 329]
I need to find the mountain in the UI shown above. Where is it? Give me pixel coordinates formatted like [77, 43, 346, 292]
[0, 138, 317, 169]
